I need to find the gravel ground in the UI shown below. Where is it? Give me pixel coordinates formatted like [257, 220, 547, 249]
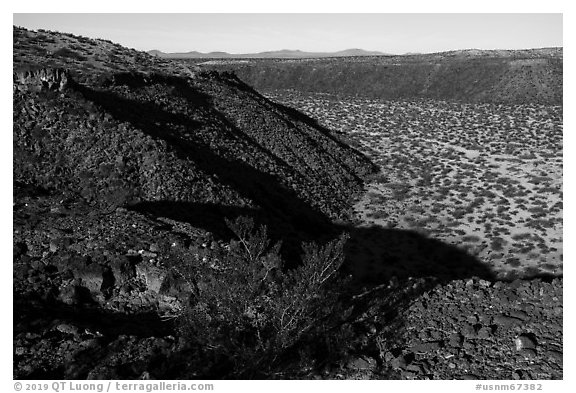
[337, 276, 562, 380]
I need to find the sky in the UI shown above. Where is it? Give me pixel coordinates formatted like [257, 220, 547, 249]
[12, 13, 562, 54]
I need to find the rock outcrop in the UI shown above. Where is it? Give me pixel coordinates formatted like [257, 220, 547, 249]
[14, 67, 70, 92]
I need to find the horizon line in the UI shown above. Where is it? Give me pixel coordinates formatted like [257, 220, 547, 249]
[14, 24, 563, 57]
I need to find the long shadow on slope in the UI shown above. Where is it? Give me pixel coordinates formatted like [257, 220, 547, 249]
[225, 74, 378, 177]
[74, 81, 329, 222]
[341, 224, 496, 285]
[272, 99, 369, 156]
[271, 100, 379, 180]
[73, 82, 335, 263]
[131, 201, 495, 285]
[130, 200, 335, 268]
[169, 78, 316, 179]
[13, 292, 175, 379]
[175, 74, 377, 202]
[14, 294, 173, 339]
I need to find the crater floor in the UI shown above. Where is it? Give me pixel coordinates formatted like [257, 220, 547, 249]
[266, 91, 563, 280]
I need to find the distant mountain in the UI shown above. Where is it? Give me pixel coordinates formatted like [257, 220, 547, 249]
[148, 48, 390, 59]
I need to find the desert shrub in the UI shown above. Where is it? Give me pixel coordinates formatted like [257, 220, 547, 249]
[453, 208, 467, 219]
[367, 172, 389, 184]
[177, 216, 350, 378]
[367, 210, 388, 220]
[417, 169, 434, 187]
[505, 257, 521, 267]
[511, 233, 532, 241]
[52, 47, 87, 61]
[386, 182, 411, 201]
[462, 235, 481, 243]
[490, 237, 506, 251]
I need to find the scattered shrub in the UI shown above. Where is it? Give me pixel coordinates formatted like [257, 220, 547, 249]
[177, 216, 350, 377]
[52, 47, 87, 61]
[462, 235, 481, 243]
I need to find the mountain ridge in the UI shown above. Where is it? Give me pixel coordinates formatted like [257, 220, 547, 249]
[149, 47, 562, 60]
[149, 48, 391, 59]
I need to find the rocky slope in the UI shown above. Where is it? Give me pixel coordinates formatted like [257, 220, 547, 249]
[192, 48, 562, 105]
[13, 26, 375, 230]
